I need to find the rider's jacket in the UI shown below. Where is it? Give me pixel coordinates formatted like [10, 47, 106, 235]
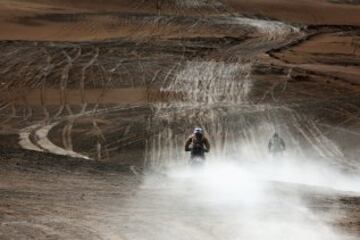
[185, 134, 210, 156]
[268, 136, 286, 153]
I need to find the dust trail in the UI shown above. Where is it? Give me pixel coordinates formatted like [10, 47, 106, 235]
[117, 156, 359, 240]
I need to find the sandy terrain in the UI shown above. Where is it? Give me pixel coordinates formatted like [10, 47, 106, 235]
[1, 152, 360, 239]
[0, 0, 358, 41]
[0, 0, 233, 41]
[3, 88, 149, 105]
[224, 0, 360, 26]
[0, 152, 357, 237]
[0, 0, 360, 239]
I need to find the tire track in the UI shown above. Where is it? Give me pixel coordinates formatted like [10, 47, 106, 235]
[18, 124, 44, 152]
[18, 120, 90, 159]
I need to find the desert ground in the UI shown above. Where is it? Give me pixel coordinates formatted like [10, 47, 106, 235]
[0, 0, 360, 239]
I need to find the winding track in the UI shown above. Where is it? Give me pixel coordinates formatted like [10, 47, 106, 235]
[19, 120, 90, 159]
[7, 12, 304, 161]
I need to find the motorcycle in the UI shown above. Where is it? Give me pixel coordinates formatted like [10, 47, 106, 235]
[189, 145, 207, 167]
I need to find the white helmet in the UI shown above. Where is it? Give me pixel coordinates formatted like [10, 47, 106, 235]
[193, 127, 204, 134]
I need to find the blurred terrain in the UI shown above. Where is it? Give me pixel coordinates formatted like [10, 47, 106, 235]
[0, 0, 360, 239]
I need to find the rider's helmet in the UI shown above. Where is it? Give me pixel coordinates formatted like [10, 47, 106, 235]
[273, 132, 279, 138]
[194, 127, 203, 134]
[193, 127, 204, 138]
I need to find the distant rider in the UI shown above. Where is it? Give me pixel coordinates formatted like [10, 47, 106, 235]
[185, 127, 210, 166]
[268, 132, 286, 156]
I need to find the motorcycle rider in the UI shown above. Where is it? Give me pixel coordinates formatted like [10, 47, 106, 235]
[185, 127, 210, 166]
[268, 132, 286, 156]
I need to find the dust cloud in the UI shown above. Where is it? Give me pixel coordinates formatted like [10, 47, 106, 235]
[122, 146, 360, 240]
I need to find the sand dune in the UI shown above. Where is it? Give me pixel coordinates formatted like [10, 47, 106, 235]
[224, 0, 360, 26]
[0, 1, 360, 239]
[0, 0, 359, 41]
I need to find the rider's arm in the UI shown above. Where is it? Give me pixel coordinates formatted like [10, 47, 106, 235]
[185, 136, 192, 151]
[203, 137, 210, 153]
